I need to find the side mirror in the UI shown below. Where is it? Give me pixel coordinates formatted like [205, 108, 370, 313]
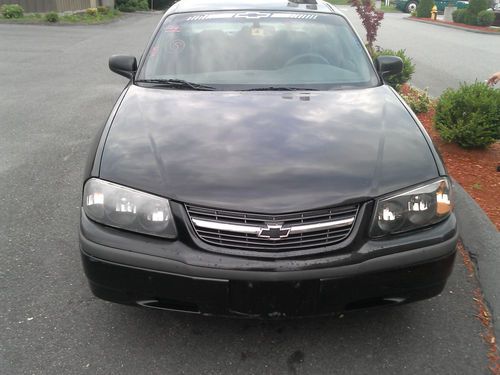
[109, 55, 137, 79]
[374, 56, 403, 78]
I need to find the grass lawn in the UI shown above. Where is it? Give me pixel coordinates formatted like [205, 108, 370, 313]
[326, 0, 402, 12]
[0, 9, 121, 25]
[380, 4, 403, 12]
[60, 10, 121, 24]
[325, 0, 350, 5]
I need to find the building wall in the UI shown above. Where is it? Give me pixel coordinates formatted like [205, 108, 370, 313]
[0, 0, 115, 12]
[100, 0, 114, 7]
[57, 0, 92, 11]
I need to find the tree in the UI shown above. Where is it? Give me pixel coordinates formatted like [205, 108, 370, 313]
[416, 0, 434, 18]
[349, 0, 384, 54]
[468, 0, 489, 15]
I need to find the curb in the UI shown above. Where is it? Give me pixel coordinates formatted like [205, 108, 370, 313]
[405, 17, 500, 35]
[133, 10, 164, 14]
[453, 182, 500, 339]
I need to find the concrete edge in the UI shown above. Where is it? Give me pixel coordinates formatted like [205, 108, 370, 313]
[405, 17, 500, 35]
[133, 10, 165, 14]
[0, 18, 122, 27]
[453, 181, 500, 341]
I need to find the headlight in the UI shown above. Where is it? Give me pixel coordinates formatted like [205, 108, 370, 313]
[370, 178, 452, 238]
[83, 178, 176, 239]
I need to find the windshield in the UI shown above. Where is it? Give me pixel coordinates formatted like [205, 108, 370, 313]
[137, 11, 379, 90]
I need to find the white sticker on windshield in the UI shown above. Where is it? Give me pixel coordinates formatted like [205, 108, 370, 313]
[185, 12, 318, 21]
[235, 12, 271, 19]
[186, 13, 235, 20]
[271, 13, 318, 19]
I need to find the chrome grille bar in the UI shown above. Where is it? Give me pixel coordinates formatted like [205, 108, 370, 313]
[185, 204, 359, 255]
[191, 218, 262, 235]
[192, 217, 354, 235]
[288, 218, 354, 234]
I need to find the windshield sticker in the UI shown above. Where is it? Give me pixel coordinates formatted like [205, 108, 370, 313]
[270, 13, 318, 19]
[251, 27, 265, 37]
[150, 46, 159, 57]
[235, 12, 271, 19]
[168, 39, 186, 53]
[185, 12, 318, 21]
[165, 25, 181, 33]
[186, 13, 235, 21]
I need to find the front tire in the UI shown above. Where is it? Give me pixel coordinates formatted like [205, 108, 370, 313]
[405, 0, 418, 13]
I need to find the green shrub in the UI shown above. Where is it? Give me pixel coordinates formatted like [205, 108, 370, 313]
[468, 0, 489, 15]
[139, 0, 149, 10]
[116, 0, 149, 12]
[452, 9, 467, 23]
[372, 48, 416, 89]
[462, 10, 478, 25]
[400, 86, 432, 114]
[86, 7, 98, 16]
[435, 82, 500, 148]
[455, 0, 490, 25]
[477, 9, 495, 26]
[416, 0, 434, 17]
[1, 4, 24, 19]
[45, 11, 59, 22]
[97, 6, 110, 14]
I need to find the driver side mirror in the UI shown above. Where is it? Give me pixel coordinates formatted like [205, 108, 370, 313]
[109, 55, 137, 79]
[374, 56, 403, 78]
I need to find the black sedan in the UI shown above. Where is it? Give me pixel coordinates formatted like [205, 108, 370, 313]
[79, 0, 458, 317]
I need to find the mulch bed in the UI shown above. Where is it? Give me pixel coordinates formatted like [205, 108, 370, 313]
[410, 17, 500, 33]
[417, 110, 500, 230]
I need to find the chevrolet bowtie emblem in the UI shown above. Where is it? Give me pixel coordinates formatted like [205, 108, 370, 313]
[258, 223, 290, 240]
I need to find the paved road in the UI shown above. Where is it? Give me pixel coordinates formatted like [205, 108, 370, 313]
[339, 6, 500, 96]
[0, 13, 493, 375]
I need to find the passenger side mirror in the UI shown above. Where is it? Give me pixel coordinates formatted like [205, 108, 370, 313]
[109, 55, 137, 79]
[374, 56, 403, 78]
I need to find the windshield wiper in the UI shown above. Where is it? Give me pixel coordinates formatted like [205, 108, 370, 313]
[244, 87, 319, 92]
[135, 79, 216, 91]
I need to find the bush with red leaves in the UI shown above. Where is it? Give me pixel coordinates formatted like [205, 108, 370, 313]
[349, 0, 384, 53]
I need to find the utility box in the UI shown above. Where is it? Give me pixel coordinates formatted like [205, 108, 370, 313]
[494, 11, 500, 26]
[443, 6, 456, 21]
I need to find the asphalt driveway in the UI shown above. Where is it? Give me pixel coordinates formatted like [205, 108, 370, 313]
[339, 6, 500, 97]
[0, 13, 493, 374]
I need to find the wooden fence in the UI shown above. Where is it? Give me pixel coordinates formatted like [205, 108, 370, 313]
[0, 0, 114, 12]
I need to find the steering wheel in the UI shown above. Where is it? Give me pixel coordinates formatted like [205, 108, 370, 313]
[285, 53, 330, 67]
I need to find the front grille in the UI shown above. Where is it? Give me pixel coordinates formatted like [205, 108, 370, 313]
[185, 204, 359, 256]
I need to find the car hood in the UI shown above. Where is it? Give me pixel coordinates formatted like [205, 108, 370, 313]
[100, 85, 438, 213]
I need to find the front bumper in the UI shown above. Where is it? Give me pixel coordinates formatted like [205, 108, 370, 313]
[80, 211, 458, 317]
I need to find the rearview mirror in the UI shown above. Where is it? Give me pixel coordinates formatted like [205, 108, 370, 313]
[109, 55, 137, 79]
[374, 56, 403, 78]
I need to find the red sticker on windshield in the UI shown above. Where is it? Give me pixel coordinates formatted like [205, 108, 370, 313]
[165, 25, 181, 33]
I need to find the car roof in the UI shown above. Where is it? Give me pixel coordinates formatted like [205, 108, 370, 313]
[167, 0, 338, 14]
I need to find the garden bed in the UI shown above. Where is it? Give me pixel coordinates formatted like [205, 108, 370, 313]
[408, 17, 500, 33]
[0, 9, 122, 25]
[417, 109, 500, 229]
